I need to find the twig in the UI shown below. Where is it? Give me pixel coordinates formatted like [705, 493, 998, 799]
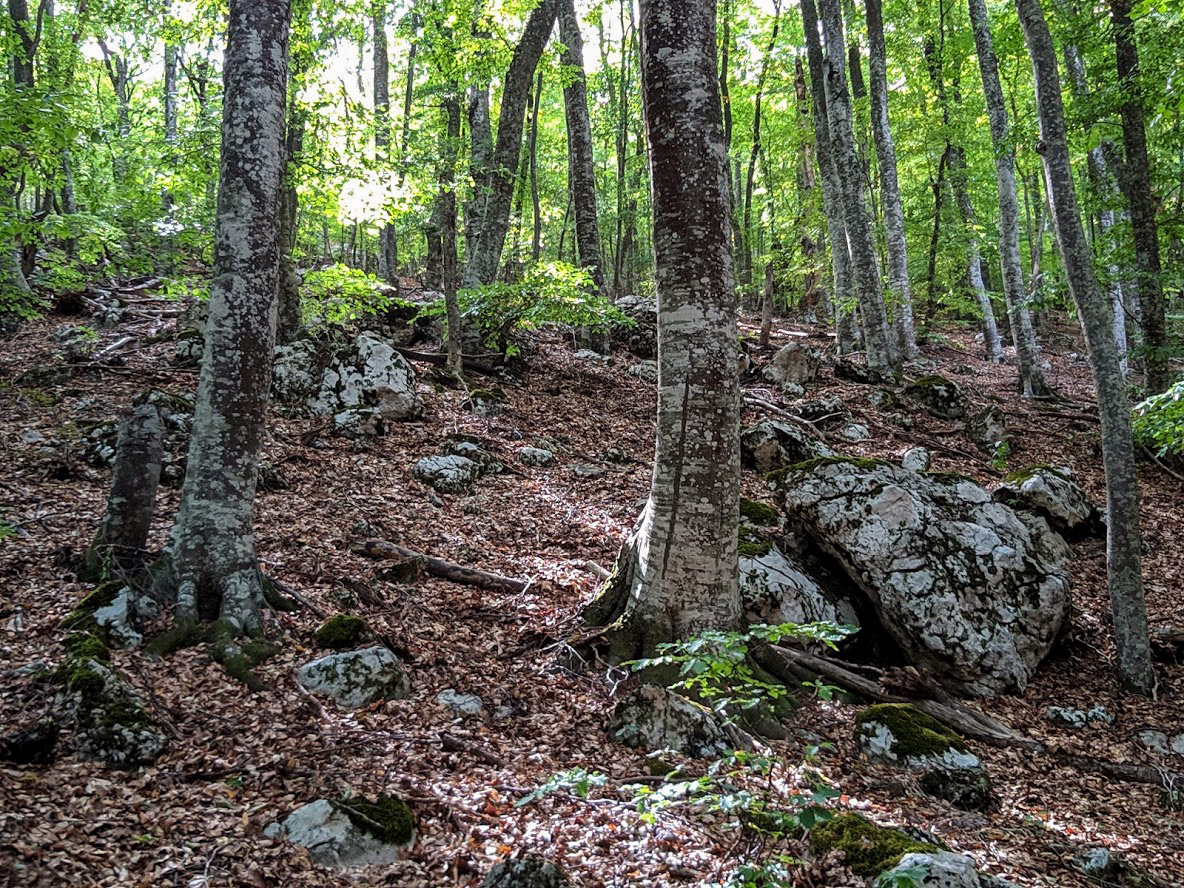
[354, 539, 529, 595]
[1142, 446, 1184, 483]
[441, 732, 504, 766]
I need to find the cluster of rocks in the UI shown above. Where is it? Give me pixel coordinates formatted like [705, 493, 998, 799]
[413, 439, 504, 494]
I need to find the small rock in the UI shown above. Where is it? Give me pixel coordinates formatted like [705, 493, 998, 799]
[1086, 705, 1114, 724]
[967, 407, 1009, 455]
[264, 797, 414, 869]
[882, 851, 984, 888]
[413, 455, 483, 494]
[901, 446, 932, 472]
[840, 423, 870, 442]
[571, 464, 605, 478]
[1138, 729, 1170, 754]
[437, 689, 484, 717]
[1073, 847, 1122, 881]
[610, 684, 752, 758]
[91, 585, 141, 649]
[763, 342, 821, 386]
[903, 374, 969, 420]
[482, 855, 573, 888]
[740, 419, 832, 472]
[1046, 706, 1088, 729]
[22, 429, 44, 444]
[573, 348, 611, 364]
[627, 361, 658, 384]
[868, 388, 896, 410]
[517, 446, 555, 467]
[778, 381, 806, 399]
[10, 659, 49, 678]
[602, 447, 629, 464]
[834, 358, 874, 384]
[297, 646, 410, 709]
[796, 395, 849, 425]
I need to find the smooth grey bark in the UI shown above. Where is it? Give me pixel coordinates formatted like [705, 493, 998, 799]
[166, 0, 290, 632]
[3, 0, 34, 313]
[98, 40, 133, 183]
[866, 0, 915, 358]
[463, 0, 558, 288]
[801, 0, 857, 353]
[817, 0, 897, 371]
[465, 83, 493, 263]
[85, 405, 163, 579]
[276, 0, 311, 345]
[742, 0, 782, 291]
[163, 3, 178, 211]
[528, 68, 543, 262]
[950, 147, 1004, 361]
[586, 0, 741, 658]
[441, 96, 462, 372]
[968, 0, 1048, 395]
[1016, 0, 1155, 695]
[558, 0, 605, 294]
[1110, 0, 1169, 393]
[374, 1, 396, 285]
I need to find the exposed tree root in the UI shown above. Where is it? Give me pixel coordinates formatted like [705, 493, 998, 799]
[354, 539, 529, 595]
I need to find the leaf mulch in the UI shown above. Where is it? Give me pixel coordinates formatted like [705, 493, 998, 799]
[1, 305, 1182, 887]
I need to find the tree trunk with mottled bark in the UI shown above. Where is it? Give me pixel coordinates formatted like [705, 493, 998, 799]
[817, 0, 896, 372]
[374, 1, 397, 285]
[463, 0, 557, 288]
[585, 0, 741, 659]
[867, 0, 915, 358]
[968, 0, 1048, 395]
[163, 0, 290, 633]
[1110, 0, 1169, 393]
[801, 0, 857, 353]
[743, 0, 781, 292]
[1017, 0, 1155, 695]
[442, 95, 462, 372]
[465, 82, 493, 263]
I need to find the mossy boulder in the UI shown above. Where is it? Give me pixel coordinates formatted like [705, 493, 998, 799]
[315, 614, 370, 650]
[740, 419, 833, 472]
[903, 374, 969, 420]
[740, 497, 780, 526]
[482, 855, 573, 888]
[809, 812, 938, 877]
[855, 705, 991, 811]
[296, 645, 410, 709]
[60, 657, 167, 767]
[264, 795, 414, 869]
[993, 466, 1101, 537]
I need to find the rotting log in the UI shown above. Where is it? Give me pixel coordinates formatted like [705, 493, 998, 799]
[354, 539, 529, 595]
[391, 346, 500, 377]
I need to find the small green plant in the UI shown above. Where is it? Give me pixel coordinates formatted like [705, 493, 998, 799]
[303, 263, 402, 325]
[1133, 381, 1184, 463]
[876, 865, 929, 887]
[420, 261, 631, 355]
[515, 767, 609, 807]
[990, 439, 1012, 471]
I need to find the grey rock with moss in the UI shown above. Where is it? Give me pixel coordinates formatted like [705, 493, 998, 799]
[91, 585, 141, 649]
[774, 459, 1070, 695]
[271, 339, 321, 403]
[482, 855, 573, 888]
[310, 332, 421, 433]
[882, 851, 1018, 888]
[764, 342, 821, 386]
[517, 446, 555, 467]
[264, 798, 413, 869]
[903, 374, 969, 420]
[62, 658, 167, 767]
[992, 466, 1100, 536]
[741, 542, 859, 629]
[296, 645, 410, 708]
[610, 684, 752, 758]
[901, 446, 932, 472]
[840, 423, 870, 442]
[414, 454, 484, 494]
[967, 407, 1009, 455]
[740, 419, 833, 472]
[437, 689, 484, 716]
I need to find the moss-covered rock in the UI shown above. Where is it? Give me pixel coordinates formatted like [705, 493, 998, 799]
[740, 497, 779, 525]
[737, 526, 774, 559]
[315, 614, 370, 650]
[903, 374, 969, 420]
[855, 704, 968, 759]
[340, 794, 414, 845]
[60, 656, 167, 767]
[809, 812, 938, 877]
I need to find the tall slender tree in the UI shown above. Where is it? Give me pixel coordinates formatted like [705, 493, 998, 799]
[866, 0, 915, 358]
[585, 0, 741, 657]
[164, 0, 291, 632]
[374, 0, 397, 285]
[1016, 0, 1155, 695]
[968, 0, 1048, 395]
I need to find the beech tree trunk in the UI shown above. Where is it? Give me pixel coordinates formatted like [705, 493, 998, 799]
[441, 96, 462, 372]
[1016, 0, 1155, 695]
[164, 0, 290, 633]
[528, 68, 544, 263]
[558, 0, 605, 294]
[463, 0, 557, 288]
[1110, 0, 1169, 393]
[3, 0, 34, 313]
[742, 0, 781, 292]
[374, 1, 397, 285]
[163, 5, 178, 211]
[801, 0, 857, 354]
[465, 83, 493, 263]
[585, 0, 741, 659]
[866, 0, 915, 358]
[968, 0, 1048, 396]
[817, 0, 896, 372]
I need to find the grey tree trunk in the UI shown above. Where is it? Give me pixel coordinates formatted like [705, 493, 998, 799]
[968, 0, 1048, 395]
[85, 405, 163, 580]
[742, 0, 782, 292]
[801, 0, 857, 354]
[374, 1, 397, 285]
[465, 83, 493, 264]
[529, 68, 543, 262]
[441, 96, 462, 372]
[3, 0, 34, 313]
[165, 0, 290, 633]
[585, 0, 741, 658]
[950, 146, 1005, 361]
[866, 0, 915, 358]
[558, 0, 605, 294]
[1110, 0, 1170, 393]
[1016, 0, 1155, 696]
[163, 6, 178, 211]
[463, 0, 558, 288]
[817, 0, 897, 372]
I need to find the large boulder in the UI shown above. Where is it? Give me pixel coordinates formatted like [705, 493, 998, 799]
[310, 332, 421, 434]
[296, 645, 410, 708]
[413, 454, 483, 494]
[610, 684, 751, 758]
[773, 458, 1071, 695]
[741, 419, 833, 472]
[903, 375, 969, 420]
[272, 339, 322, 404]
[764, 342, 821, 387]
[992, 466, 1100, 537]
[612, 294, 657, 357]
[264, 796, 414, 869]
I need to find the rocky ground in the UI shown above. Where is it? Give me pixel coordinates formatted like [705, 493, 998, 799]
[1, 296, 1183, 887]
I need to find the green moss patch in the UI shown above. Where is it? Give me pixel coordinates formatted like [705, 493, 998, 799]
[315, 614, 369, 650]
[340, 794, 414, 845]
[63, 631, 111, 662]
[738, 527, 774, 559]
[854, 704, 967, 758]
[767, 455, 889, 487]
[809, 812, 938, 877]
[61, 581, 123, 634]
[1002, 465, 1069, 485]
[740, 497, 779, 525]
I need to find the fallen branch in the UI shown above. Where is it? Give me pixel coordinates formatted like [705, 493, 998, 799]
[760, 645, 1184, 792]
[391, 346, 500, 377]
[580, 560, 610, 580]
[1142, 445, 1184, 483]
[353, 539, 528, 595]
[441, 732, 503, 767]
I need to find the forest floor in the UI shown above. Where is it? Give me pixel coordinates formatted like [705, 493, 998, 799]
[1, 299, 1183, 888]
